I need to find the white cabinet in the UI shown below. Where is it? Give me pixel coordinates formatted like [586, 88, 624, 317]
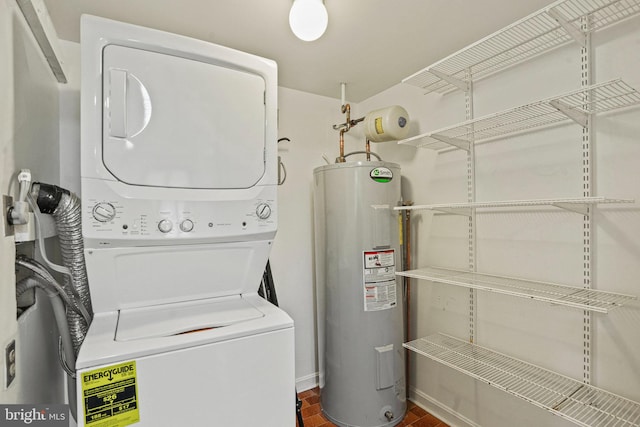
[397, 0, 640, 425]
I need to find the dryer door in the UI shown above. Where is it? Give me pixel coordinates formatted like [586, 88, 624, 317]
[102, 45, 266, 189]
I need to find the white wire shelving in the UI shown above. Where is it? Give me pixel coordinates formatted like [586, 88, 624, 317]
[393, 196, 634, 216]
[404, 333, 640, 426]
[396, 266, 636, 313]
[403, 0, 640, 94]
[398, 79, 640, 151]
[399, 1, 640, 425]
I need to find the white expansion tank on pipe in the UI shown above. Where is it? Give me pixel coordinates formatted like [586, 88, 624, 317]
[363, 105, 410, 142]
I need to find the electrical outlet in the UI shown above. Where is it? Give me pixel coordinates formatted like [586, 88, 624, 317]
[5, 339, 16, 388]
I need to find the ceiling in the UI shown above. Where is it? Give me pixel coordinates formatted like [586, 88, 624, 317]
[42, 0, 554, 102]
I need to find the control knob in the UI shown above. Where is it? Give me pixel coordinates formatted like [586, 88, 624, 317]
[158, 219, 173, 233]
[256, 203, 272, 220]
[180, 219, 194, 232]
[92, 203, 116, 223]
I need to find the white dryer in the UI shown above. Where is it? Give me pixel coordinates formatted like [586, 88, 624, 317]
[75, 16, 294, 427]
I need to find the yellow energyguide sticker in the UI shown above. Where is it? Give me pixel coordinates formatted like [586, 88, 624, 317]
[82, 360, 140, 427]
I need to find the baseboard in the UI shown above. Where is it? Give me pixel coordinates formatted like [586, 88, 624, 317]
[408, 386, 479, 427]
[296, 372, 319, 392]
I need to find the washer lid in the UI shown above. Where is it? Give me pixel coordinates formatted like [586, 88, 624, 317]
[115, 296, 264, 341]
[102, 44, 266, 189]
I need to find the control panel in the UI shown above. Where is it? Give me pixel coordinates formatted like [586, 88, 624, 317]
[81, 180, 276, 248]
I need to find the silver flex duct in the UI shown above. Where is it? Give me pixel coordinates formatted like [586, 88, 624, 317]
[32, 183, 93, 354]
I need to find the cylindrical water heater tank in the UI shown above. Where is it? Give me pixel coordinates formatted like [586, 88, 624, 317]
[313, 161, 406, 427]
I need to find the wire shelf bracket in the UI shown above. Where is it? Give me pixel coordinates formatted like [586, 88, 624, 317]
[404, 334, 640, 427]
[549, 99, 589, 127]
[426, 68, 469, 92]
[547, 7, 588, 48]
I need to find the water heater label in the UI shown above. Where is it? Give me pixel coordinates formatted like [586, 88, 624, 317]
[363, 249, 397, 311]
[81, 361, 140, 427]
[370, 167, 393, 183]
[374, 117, 384, 134]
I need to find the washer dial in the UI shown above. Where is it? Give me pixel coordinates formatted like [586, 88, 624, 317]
[92, 203, 116, 222]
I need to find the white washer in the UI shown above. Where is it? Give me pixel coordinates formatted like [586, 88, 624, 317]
[76, 16, 294, 427]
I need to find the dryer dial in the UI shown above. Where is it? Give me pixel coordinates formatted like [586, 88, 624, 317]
[92, 203, 117, 222]
[180, 219, 194, 232]
[256, 203, 272, 219]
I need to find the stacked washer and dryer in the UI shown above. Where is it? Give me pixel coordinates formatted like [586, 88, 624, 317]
[75, 16, 294, 427]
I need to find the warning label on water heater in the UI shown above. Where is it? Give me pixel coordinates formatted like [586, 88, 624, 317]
[362, 249, 397, 312]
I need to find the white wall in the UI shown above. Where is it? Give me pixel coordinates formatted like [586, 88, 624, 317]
[269, 86, 351, 390]
[360, 15, 640, 427]
[0, 0, 18, 402]
[0, 0, 65, 404]
[58, 40, 81, 195]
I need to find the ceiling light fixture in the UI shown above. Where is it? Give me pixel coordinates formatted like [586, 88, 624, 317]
[289, 0, 328, 42]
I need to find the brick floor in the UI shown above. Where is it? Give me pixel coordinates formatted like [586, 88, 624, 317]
[297, 387, 449, 427]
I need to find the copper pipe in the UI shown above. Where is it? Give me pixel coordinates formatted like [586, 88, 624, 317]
[365, 139, 371, 161]
[341, 103, 351, 123]
[334, 104, 368, 163]
[337, 104, 351, 163]
[338, 129, 346, 162]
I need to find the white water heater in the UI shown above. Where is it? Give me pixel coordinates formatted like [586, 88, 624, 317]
[314, 161, 406, 427]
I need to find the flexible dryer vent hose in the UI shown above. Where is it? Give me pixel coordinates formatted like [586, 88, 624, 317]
[33, 183, 93, 355]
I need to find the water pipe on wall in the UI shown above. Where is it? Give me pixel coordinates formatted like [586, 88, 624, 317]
[332, 83, 410, 162]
